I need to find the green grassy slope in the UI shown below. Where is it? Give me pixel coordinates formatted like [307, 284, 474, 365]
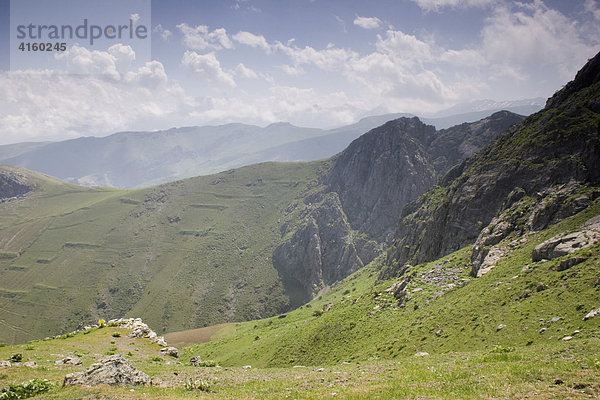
[0, 199, 598, 399]
[0, 162, 322, 344]
[188, 197, 600, 369]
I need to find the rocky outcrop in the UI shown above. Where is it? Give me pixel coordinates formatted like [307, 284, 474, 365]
[0, 167, 35, 201]
[388, 51, 600, 278]
[470, 182, 598, 276]
[63, 354, 151, 387]
[532, 216, 600, 262]
[273, 192, 378, 303]
[276, 112, 522, 299]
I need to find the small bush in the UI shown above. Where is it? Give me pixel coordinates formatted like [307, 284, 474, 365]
[24, 345, 34, 351]
[149, 356, 163, 362]
[490, 345, 514, 353]
[184, 378, 211, 392]
[312, 310, 323, 317]
[0, 378, 53, 399]
[195, 360, 218, 367]
[9, 354, 22, 363]
[112, 332, 121, 338]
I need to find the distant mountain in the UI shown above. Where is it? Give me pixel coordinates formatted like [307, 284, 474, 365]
[0, 103, 542, 189]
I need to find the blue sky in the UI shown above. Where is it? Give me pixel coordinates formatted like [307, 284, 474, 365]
[0, 0, 598, 145]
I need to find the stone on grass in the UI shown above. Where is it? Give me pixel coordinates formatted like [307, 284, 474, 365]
[583, 307, 600, 321]
[0, 361, 11, 368]
[160, 347, 178, 358]
[23, 361, 37, 368]
[55, 357, 83, 366]
[414, 352, 429, 357]
[63, 354, 151, 387]
[496, 324, 507, 331]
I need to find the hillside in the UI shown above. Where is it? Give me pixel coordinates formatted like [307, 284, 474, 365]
[0, 162, 321, 344]
[0, 110, 519, 345]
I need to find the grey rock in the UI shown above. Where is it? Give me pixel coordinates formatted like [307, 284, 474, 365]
[22, 361, 37, 368]
[583, 307, 600, 321]
[63, 354, 151, 387]
[414, 352, 429, 357]
[160, 347, 178, 358]
[55, 357, 83, 366]
[496, 324, 507, 331]
[190, 356, 202, 366]
[558, 257, 587, 271]
[532, 217, 600, 262]
[0, 361, 11, 368]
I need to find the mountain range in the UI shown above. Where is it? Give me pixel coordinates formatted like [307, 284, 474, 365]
[0, 99, 543, 189]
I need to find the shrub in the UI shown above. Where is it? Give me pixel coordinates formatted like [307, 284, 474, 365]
[312, 310, 323, 317]
[0, 378, 53, 399]
[149, 357, 163, 362]
[195, 360, 218, 367]
[112, 332, 121, 338]
[184, 378, 211, 392]
[8, 354, 22, 363]
[98, 319, 106, 328]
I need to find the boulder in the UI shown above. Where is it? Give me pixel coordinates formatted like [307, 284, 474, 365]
[190, 356, 203, 366]
[0, 361, 11, 368]
[558, 257, 586, 271]
[160, 347, 179, 358]
[532, 216, 600, 262]
[584, 307, 600, 321]
[55, 357, 83, 366]
[22, 361, 37, 368]
[63, 354, 151, 387]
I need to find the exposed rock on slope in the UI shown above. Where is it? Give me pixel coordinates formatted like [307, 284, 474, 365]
[386, 51, 600, 279]
[275, 112, 523, 298]
[63, 354, 151, 387]
[0, 167, 35, 201]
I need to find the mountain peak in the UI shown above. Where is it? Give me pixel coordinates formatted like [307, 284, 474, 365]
[546, 51, 600, 108]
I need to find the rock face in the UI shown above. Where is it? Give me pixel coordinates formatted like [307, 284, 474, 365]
[0, 167, 35, 201]
[63, 354, 151, 387]
[532, 216, 600, 262]
[387, 51, 600, 278]
[275, 112, 522, 299]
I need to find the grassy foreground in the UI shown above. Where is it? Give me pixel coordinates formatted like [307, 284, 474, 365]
[0, 326, 599, 399]
[1, 196, 600, 398]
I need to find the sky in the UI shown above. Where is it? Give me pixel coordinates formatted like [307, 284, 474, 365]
[0, 0, 598, 145]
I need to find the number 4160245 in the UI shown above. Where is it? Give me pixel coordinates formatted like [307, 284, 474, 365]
[18, 42, 67, 52]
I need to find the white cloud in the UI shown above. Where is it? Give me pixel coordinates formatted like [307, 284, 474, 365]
[353, 16, 382, 29]
[375, 30, 433, 65]
[410, 0, 497, 12]
[585, 0, 600, 20]
[232, 31, 271, 53]
[280, 64, 305, 76]
[177, 23, 233, 50]
[481, 1, 599, 81]
[234, 63, 258, 79]
[275, 42, 357, 71]
[0, 68, 194, 145]
[154, 24, 172, 41]
[181, 51, 237, 87]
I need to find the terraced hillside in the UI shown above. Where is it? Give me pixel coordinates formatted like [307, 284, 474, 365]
[0, 162, 321, 344]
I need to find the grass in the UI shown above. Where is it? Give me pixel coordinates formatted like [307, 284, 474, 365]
[185, 199, 600, 369]
[0, 162, 322, 344]
[0, 194, 598, 398]
[0, 329, 598, 399]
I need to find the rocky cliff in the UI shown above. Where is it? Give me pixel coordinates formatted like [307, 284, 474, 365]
[0, 166, 35, 201]
[385, 51, 600, 279]
[274, 112, 524, 299]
